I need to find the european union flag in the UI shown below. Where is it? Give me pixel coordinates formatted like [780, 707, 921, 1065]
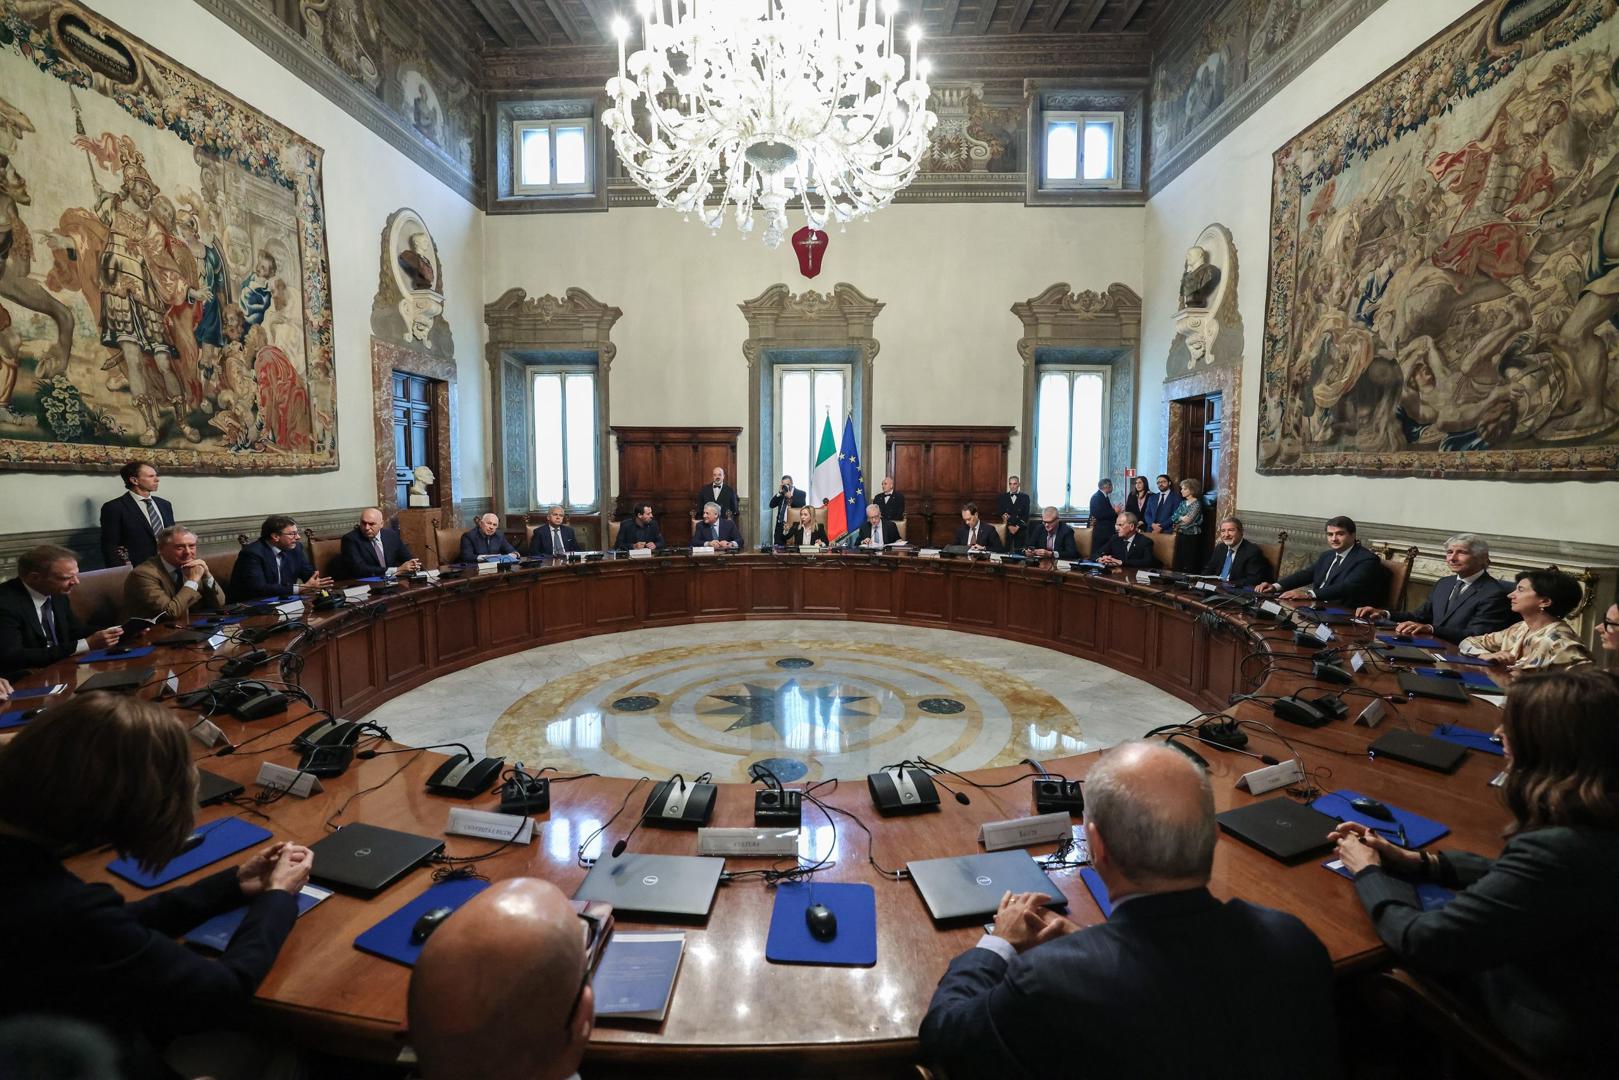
[838, 412, 866, 536]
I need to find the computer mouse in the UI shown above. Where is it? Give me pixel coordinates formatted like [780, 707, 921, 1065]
[178, 831, 206, 855]
[1393, 633, 1414, 643]
[411, 906, 455, 945]
[805, 903, 837, 941]
[1349, 796, 1396, 822]
[105, 644, 131, 655]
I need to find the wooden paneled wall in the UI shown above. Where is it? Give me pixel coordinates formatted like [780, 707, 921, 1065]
[883, 425, 1013, 547]
[612, 427, 742, 546]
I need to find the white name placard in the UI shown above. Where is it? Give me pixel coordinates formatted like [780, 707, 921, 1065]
[275, 599, 304, 619]
[918, 548, 942, 559]
[446, 807, 534, 844]
[627, 547, 652, 559]
[189, 717, 228, 747]
[255, 762, 322, 798]
[691, 546, 716, 556]
[978, 811, 1072, 852]
[697, 827, 800, 857]
[343, 585, 371, 600]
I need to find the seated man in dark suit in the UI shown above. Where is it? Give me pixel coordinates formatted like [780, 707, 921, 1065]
[857, 504, 896, 548]
[872, 476, 905, 523]
[995, 476, 1031, 548]
[1023, 506, 1078, 560]
[1355, 533, 1516, 644]
[1088, 478, 1118, 549]
[953, 503, 1003, 553]
[768, 475, 807, 545]
[98, 461, 174, 569]
[697, 466, 739, 520]
[231, 516, 330, 600]
[693, 502, 742, 550]
[1201, 515, 1271, 587]
[1258, 515, 1385, 608]
[1097, 512, 1160, 569]
[528, 506, 579, 558]
[460, 513, 519, 562]
[0, 545, 123, 672]
[920, 741, 1338, 1078]
[340, 508, 422, 579]
[615, 503, 665, 551]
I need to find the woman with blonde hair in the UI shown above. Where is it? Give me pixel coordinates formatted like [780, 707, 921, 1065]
[1169, 477, 1204, 572]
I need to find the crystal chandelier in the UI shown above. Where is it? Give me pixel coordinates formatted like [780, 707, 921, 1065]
[604, 0, 937, 247]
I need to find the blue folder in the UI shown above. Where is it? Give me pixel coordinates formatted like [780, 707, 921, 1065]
[108, 816, 272, 888]
[77, 645, 156, 664]
[1416, 666, 1500, 691]
[185, 885, 331, 950]
[5, 684, 64, 700]
[248, 596, 299, 606]
[1311, 789, 1448, 848]
[0, 708, 40, 731]
[764, 882, 876, 966]
[1078, 867, 1114, 918]
[1431, 652, 1491, 667]
[1432, 723, 1506, 757]
[1377, 634, 1446, 651]
[191, 615, 246, 628]
[353, 879, 489, 967]
[1324, 861, 1453, 911]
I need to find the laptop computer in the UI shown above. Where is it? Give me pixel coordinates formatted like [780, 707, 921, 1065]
[308, 823, 444, 895]
[573, 852, 724, 917]
[908, 851, 1066, 921]
[1396, 670, 1470, 703]
[195, 769, 244, 807]
[75, 668, 153, 693]
[1375, 643, 1437, 663]
[1215, 797, 1337, 862]
[1369, 729, 1468, 773]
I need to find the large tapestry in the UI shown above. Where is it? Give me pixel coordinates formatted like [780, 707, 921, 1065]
[0, 0, 336, 473]
[1259, 0, 1619, 479]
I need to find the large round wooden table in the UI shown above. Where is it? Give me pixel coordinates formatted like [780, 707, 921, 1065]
[46, 553, 1512, 1074]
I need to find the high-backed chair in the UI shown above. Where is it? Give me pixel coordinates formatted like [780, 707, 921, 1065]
[1359, 968, 1560, 1080]
[68, 565, 132, 629]
[307, 531, 345, 579]
[1071, 528, 1093, 560]
[991, 522, 1008, 548]
[1254, 529, 1289, 582]
[434, 526, 462, 566]
[205, 534, 250, 592]
[608, 519, 622, 549]
[1377, 544, 1418, 612]
[1148, 531, 1176, 570]
[894, 519, 908, 542]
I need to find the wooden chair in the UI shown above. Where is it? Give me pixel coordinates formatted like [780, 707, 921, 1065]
[1359, 968, 1561, 1080]
[1071, 527, 1093, 560]
[68, 565, 132, 629]
[608, 519, 622, 549]
[1254, 529, 1289, 582]
[1377, 544, 1418, 612]
[991, 522, 1008, 548]
[894, 519, 908, 542]
[206, 534, 250, 592]
[1148, 531, 1176, 570]
[307, 533, 345, 579]
[435, 526, 463, 566]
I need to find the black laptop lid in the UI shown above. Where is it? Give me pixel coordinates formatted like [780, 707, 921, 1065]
[1396, 670, 1470, 702]
[1369, 729, 1468, 773]
[75, 668, 153, 693]
[1216, 797, 1337, 862]
[195, 769, 244, 807]
[308, 823, 444, 895]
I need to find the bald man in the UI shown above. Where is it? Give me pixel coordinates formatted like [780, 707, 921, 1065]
[920, 742, 1338, 1078]
[408, 878, 593, 1080]
[338, 508, 420, 579]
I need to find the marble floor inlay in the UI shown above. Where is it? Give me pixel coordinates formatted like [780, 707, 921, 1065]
[364, 622, 1200, 782]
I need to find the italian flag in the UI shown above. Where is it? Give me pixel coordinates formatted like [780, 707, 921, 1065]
[811, 414, 847, 539]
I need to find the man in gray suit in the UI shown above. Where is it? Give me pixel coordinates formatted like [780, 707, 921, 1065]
[1356, 533, 1515, 644]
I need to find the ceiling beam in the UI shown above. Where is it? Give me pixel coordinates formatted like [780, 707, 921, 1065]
[505, 0, 549, 45]
[540, 0, 583, 44]
[1113, 0, 1149, 31]
[471, 0, 518, 46]
[974, 0, 1000, 35]
[941, 0, 963, 34]
[577, 0, 617, 40]
[1009, 0, 1035, 33]
[1074, 0, 1108, 34]
[1041, 0, 1072, 33]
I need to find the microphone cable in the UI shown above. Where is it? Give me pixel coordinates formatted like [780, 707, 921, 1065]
[576, 776, 650, 866]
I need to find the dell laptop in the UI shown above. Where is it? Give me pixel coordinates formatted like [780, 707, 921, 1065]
[308, 823, 444, 895]
[1369, 729, 1469, 773]
[1215, 797, 1337, 862]
[908, 851, 1066, 921]
[1396, 670, 1471, 703]
[573, 852, 724, 917]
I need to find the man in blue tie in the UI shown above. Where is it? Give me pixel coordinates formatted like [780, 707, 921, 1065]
[0, 546, 123, 671]
[1143, 474, 1179, 534]
[696, 502, 742, 549]
[231, 516, 331, 600]
[1354, 533, 1515, 643]
[1199, 516, 1270, 587]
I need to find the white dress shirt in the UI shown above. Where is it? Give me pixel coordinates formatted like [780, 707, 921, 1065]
[25, 582, 87, 655]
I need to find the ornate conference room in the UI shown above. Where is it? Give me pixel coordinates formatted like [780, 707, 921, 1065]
[2, 0, 1617, 1078]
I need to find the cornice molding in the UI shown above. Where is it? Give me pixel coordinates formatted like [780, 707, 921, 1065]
[1147, 0, 1389, 194]
[188, 0, 481, 204]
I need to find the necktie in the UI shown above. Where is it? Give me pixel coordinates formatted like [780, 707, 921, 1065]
[1322, 553, 1344, 587]
[711, 524, 719, 543]
[274, 551, 284, 586]
[40, 599, 56, 645]
[552, 527, 562, 553]
[142, 497, 162, 534]
[1126, 537, 1134, 559]
[372, 535, 386, 569]
[874, 525, 882, 546]
[1221, 546, 1235, 581]
[969, 526, 977, 547]
[172, 567, 184, 592]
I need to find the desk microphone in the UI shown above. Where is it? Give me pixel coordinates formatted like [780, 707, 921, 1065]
[614, 773, 681, 856]
[356, 741, 473, 761]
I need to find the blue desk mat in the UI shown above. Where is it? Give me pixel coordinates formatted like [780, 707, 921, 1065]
[191, 616, 246, 628]
[1377, 634, 1447, 651]
[185, 885, 330, 951]
[247, 596, 299, 606]
[1324, 861, 1453, 911]
[764, 882, 876, 966]
[1432, 723, 1506, 757]
[353, 878, 489, 967]
[109, 816, 272, 888]
[1078, 867, 1113, 918]
[6, 684, 64, 700]
[1416, 666, 1500, 690]
[1311, 789, 1448, 849]
[0, 708, 42, 731]
[77, 645, 156, 664]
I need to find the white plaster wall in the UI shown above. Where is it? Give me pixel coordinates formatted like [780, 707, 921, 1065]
[1140, 0, 1613, 546]
[0, 0, 487, 535]
[482, 202, 1145, 499]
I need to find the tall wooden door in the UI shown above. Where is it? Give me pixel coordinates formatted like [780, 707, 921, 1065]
[393, 372, 438, 510]
[1173, 392, 1222, 564]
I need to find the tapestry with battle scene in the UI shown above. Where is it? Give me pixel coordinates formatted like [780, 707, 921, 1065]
[0, 0, 336, 473]
[1258, 0, 1619, 479]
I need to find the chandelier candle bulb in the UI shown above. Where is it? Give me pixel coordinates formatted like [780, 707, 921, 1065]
[908, 24, 919, 76]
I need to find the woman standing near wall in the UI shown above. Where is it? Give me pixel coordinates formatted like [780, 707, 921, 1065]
[1171, 478, 1204, 572]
